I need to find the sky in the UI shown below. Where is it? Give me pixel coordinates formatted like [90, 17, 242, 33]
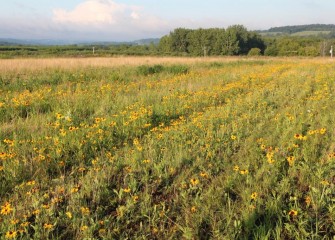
[0, 0, 334, 41]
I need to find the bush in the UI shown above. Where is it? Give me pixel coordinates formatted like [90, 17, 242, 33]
[137, 64, 189, 76]
[166, 65, 189, 75]
[137, 64, 164, 76]
[248, 48, 262, 56]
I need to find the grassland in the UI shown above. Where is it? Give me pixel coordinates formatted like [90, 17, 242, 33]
[0, 57, 335, 239]
[291, 31, 331, 37]
[260, 30, 331, 37]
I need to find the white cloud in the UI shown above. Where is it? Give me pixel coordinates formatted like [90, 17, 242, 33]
[50, 0, 171, 40]
[53, 0, 129, 26]
[131, 11, 140, 20]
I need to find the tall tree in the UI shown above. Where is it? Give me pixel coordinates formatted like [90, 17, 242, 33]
[170, 28, 192, 53]
[158, 35, 173, 54]
[187, 28, 215, 56]
[222, 26, 240, 55]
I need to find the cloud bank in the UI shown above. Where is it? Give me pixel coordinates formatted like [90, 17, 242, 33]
[51, 0, 169, 40]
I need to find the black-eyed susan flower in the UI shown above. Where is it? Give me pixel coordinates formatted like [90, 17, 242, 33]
[80, 225, 88, 231]
[1, 202, 13, 215]
[20, 222, 30, 227]
[65, 212, 72, 219]
[133, 195, 139, 202]
[5, 230, 17, 239]
[32, 209, 40, 215]
[10, 219, 19, 225]
[43, 223, 53, 229]
[250, 192, 258, 200]
[80, 207, 90, 215]
[288, 209, 298, 217]
[319, 128, 326, 135]
[286, 156, 295, 166]
[70, 187, 79, 193]
[294, 133, 301, 139]
[190, 178, 199, 186]
[307, 130, 315, 135]
[0, 152, 7, 159]
[142, 159, 150, 164]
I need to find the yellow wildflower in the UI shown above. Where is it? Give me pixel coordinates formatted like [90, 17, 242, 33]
[319, 128, 326, 135]
[66, 212, 72, 219]
[250, 192, 258, 200]
[142, 159, 150, 164]
[80, 207, 90, 215]
[288, 209, 298, 217]
[80, 225, 88, 231]
[5, 231, 17, 239]
[20, 222, 30, 227]
[305, 196, 311, 206]
[99, 228, 106, 235]
[43, 223, 53, 229]
[320, 180, 330, 186]
[286, 156, 295, 166]
[190, 178, 199, 186]
[1, 202, 13, 215]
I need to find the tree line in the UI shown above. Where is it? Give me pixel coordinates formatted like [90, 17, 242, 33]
[158, 25, 335, 57]
[158, 25, 265, 56]
[265, 24, 335, 34]
[1, 24, 335, 58]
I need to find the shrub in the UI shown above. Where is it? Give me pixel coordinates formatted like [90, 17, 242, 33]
[137, 64, 164, 76]
[166, 65, 189, 75]
[248, 48, 262, 56]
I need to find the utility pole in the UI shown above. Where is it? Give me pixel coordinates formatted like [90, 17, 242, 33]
[203, 46, 207, 57]
[93, 47, 95, 55]
[330, 45, 333, 58]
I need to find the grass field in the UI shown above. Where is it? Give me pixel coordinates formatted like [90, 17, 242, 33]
[260, 31, 331, 37]
[291, 31, 331, 37]
[0, 57, 335, 239]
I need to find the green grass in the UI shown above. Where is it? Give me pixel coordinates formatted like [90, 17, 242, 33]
[260, 30, 331, 37]
[291, 31, 331, 36]
[0, 58, 335, 239]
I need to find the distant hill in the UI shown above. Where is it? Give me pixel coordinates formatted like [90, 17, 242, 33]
[267, 24, 335, 33]
[0, 38, 160, 46]
[258, 24, 335, 37]
[131, 38, 159, 45]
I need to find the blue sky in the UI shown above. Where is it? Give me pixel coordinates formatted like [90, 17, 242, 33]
[0, 0, 334, 41]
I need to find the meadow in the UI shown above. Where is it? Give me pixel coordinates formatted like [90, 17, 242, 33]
[0, 56, 335, 239]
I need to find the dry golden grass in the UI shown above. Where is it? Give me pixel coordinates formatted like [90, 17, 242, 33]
[0, 56, 242, 72]
[1, 56, 333, 73]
